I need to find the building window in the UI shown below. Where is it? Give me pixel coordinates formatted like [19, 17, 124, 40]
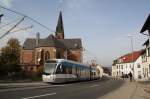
[121, 65, 123, 69]
[137, 64, 140, 68]
[138, 71, 142, 79]
[130, 64, 132, 69]
[45, 51, 50, 61]
[56, 48, 61, 58]
[142, 55, 147, 63]
[148, 47, 150, 56]
[37, 52, 40, 60]
[117, 71, 118, 76]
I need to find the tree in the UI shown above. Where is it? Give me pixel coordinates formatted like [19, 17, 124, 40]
[0, 38, 21, 76]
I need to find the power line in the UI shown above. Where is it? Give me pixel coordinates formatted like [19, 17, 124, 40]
[83, 47, 99, 63]
[0, 17, 22, 29]
[0, 16, 25, 39]
[0, 5, 55, 33]
[10, 25, 33, 33]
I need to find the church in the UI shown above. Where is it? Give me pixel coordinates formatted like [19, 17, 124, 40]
[20, 12, 83, 74]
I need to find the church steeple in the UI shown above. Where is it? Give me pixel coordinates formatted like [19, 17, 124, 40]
[55, 11, 64, 39]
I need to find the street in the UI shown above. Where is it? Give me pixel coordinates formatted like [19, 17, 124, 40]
[0, 78, 124, 99]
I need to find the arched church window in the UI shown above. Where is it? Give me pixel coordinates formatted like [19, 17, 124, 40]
[45, 51, 50, 61]
[56, 48, 61, 58]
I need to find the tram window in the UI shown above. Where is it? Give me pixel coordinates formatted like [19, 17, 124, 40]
[94, 72, 96, 75]
[72, 66, 76, 74]
[66, 65, 72, 74]
[65, 64, 69, 74]
[46, 60, 57, 63]
[69, 66, 72, 74]
[61, 62, 73, 74]
[66, 66, 69, 74]
[56, 64, 62, 74]
[62, 63, 67, 74]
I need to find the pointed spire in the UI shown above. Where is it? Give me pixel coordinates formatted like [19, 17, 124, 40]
[55, 11, 64, 39]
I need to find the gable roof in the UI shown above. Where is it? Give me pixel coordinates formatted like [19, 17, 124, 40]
[143, 39, 149, 46]
[23, 38, 36, 50]
[37, 35, 65, 48]
[59, 39, 82, 49]
[140, 14, 150, 33]
[23, 36, 82, 50]
[118, 50, 143, 63]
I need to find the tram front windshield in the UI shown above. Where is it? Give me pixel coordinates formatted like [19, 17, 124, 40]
[44, 63, 57, 75]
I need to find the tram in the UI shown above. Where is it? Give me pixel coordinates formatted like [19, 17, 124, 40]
[42, 59, 99, 83]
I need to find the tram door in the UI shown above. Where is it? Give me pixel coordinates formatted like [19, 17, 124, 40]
[76, 67, 81, 79]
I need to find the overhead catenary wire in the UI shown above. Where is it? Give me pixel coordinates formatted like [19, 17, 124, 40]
[0, 17, 23, 29]
[83, 47, 99, 64]
[10, 25, 33, 33]
[0, 16, 25, 39]
[0, 5, 55, 33]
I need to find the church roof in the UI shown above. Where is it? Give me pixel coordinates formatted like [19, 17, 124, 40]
[37, 35, 65, 48]
[23, 35, 82, 50]
[59, 39, 82, 49]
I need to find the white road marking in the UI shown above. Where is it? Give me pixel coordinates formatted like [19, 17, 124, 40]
[90, 85, 99, 87]
[22, 93, 56, 99]
[0, 85, 64, 92]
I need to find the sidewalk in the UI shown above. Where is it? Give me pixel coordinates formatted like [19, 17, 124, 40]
[99, 80, 150, 99]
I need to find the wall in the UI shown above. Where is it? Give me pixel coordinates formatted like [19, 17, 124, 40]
[133, 56, 143, 80]
[20, 49, 34, 64]
[34, 47, 57, 65]
[67, 49, 82, 63]
[96, 65, 103, 77]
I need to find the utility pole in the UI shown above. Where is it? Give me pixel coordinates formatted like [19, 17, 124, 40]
[127, 35, 134, 81]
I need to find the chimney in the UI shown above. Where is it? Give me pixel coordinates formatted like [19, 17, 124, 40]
[36, 32, 40, 46]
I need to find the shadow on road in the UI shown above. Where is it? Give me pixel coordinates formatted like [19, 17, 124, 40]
[47, 77, 110, 85]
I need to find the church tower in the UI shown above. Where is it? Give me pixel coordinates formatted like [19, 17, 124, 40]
[55, 11, 64, 39]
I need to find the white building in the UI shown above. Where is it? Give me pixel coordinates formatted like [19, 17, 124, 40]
[141, 40, 150, 80]
[96, 65, 103, 78]
[140, 14, 150, 80]
[112, 50, 146, 81]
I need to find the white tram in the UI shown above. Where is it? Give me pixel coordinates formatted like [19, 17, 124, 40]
[42, 59, 99, 83]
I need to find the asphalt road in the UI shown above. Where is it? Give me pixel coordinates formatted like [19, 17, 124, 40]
[0, 78, 124, 99]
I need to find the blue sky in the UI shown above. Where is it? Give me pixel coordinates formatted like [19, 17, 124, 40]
[0, 0, 150, 66]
